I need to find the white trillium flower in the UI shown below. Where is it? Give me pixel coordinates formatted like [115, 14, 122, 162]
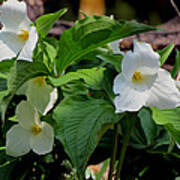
[26, 77, 58, 115]
[6, 101, 54, 157]
[0, 0, 38, 61]
[113, 40, 180, 113]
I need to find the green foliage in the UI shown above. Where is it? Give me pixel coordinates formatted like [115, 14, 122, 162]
[0, 91, 8, 107]
[151, 107, 180, 146]
[33, 38, 58, 73]
[171, 49, 180, 78]
[56, 16, 157, 74]
[36, 8, 67, 37]
[53, 95, 123, 179]
[138, 108, 158, 146]
[0, 60, 15, 74]
[97, 54, 123, 72]
[49, 67, 105, 90]
[151, 107, 180, 130]
[158, 43, 175, 65]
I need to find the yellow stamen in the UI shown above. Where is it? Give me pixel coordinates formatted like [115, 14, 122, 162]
[18, 29, 29, 41]
[32, 125, 42, 135]
[132, 72, 144, 83]
[33, 77, 46, 86]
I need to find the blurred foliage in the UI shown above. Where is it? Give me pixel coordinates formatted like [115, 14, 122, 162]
[44, 0, 179, 25]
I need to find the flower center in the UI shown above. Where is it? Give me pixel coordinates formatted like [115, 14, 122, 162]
[33, 77, 46, 86]
[32, 125, 42, 135]
[132, 72, 144, 83]
[18, 29, 29, 41]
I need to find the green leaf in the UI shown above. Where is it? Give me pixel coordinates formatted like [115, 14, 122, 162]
[49, 67, 105, 90]
[158, 43, 175, 65]
[0, 60, 15, 73]
[102, 69, 116, 103]
[62, 81, 89, 97]
[165, 124, 180, 145]
[0, 78, 7, 91]
[56, 16, 157, 74]
[138, 108, 158, 145]
[36, 8, 67, 37]
[0, 90, 8, 105]
[151, 107, 180, 130]
[81, 48, 108, 61]
[97, 54, 123, 72]
[171, 49, 180, 78]
[53, 95, 122, 178]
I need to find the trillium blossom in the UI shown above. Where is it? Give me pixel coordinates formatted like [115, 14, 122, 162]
[113, 40, 180, 113]
[0, 0, 38, 61]
[6, 101, 54, 157]
[26, 77, 58, 115]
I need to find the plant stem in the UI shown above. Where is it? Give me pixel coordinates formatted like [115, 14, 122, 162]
[115, 114, 137, 180]
[108, 124, 120, 180]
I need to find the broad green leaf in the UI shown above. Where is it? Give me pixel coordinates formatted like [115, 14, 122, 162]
[0, 78, 7, 91]
[97, 54, 123, 72]
[165, 124, 180, 145]
[62, 81, 89, 97]
[151, 107, 180, 130]
[56, 16, 157, 74]
[138, 108, 158, 145]
[158, 43, 175, 65]
[49, 67, 105, 90]
[171, 49, 180, 78]
[82, 48, 108, 61]
[53, 95, 122, 178]
[0, 60, 15, 73]
[36, 8, 67, 37]
[102, 69, 116, 103]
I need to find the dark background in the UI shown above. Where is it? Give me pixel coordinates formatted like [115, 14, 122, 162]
[44, 0, 180, 25]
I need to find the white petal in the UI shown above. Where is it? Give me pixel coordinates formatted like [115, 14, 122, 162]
[26, 78, 57, 114]
[0, 31, 24, 61]
[145, 68, 180, 109]
[122, 41, 160, 81]
[18, 27, 38, 61]
[0, 0, 30, 32]
[110, 39, 124, 55]
[43, 88, 58, 115]
[16, 101, 40, 130]
[6, 124, 31, 157]
[113, 75, 149, 113]
[30, 122, 54, 155]
[113, 73, 129, 94]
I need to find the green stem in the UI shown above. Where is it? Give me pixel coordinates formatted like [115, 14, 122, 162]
[108, 124, 120, 180]
[115, 114, 137, 180]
